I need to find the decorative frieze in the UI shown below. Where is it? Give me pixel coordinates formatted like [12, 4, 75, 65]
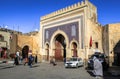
[41, 1, 87, 21]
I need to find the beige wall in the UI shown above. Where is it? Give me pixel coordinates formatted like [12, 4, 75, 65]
[9, 34, 17, 54]
[86, 19, 103, 57]
[108, 23, 120, 53]
[9, 33, 41, 61]
[103, 23, 120, 66]
[17, 34, 39, 56]
[0, 31, 10, 48]
[110, 23, 120, 66]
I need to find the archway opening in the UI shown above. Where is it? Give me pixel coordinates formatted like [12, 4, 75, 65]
[72, 42, 78, 57]
[22, 45, 29, 59]
[113, 40, 120, 66]
[54, 34, 66, 61]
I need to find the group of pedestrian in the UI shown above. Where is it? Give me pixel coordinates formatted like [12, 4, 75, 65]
[13, 51, 38, 68]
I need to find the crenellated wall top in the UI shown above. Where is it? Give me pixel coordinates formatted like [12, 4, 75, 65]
[41, 0, 90, 21]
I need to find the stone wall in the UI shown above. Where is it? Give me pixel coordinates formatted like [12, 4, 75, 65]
[17, 34, 40, 56]
[106, 23, 120, 66]
[103, 23, 120, 66]
[108, 23, 120, 53]
[9, 34, 17, 54]
[0, 31, 10, 49]
[87, 19, 103, 57]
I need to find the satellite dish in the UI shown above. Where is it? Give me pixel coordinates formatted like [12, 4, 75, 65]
[5, 25, 8, 28]
[35, 29, 38, 31]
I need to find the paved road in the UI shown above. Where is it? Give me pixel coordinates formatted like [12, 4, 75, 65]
[0, 62, 96, 79]
[1, 61, 120, 79]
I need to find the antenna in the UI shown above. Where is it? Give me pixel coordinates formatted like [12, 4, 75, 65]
[18, 25, 19, 34]
[3, 24, 5, 28]
[18, 26, 19, 31]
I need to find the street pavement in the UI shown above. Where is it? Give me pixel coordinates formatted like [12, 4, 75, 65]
[0, 61, 96, 79]
[0, 61, 120, 79]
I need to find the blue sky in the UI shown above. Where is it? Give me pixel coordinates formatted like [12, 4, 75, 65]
[0, 0, 120, 33]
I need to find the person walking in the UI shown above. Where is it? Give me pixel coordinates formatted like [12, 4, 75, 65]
[93, 56, 103, 79]
[16, 51, 20, 64]
[16, 51, 20, 57]
[28, 54, 33, 68]
[50, 57, 57, 66]
[13, 53, 19, 65]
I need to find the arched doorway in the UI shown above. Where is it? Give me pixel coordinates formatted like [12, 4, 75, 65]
[54, 34, 66, 61]
[113, 40, 120, 66]
[45, 44, 49, 61]
[72, 42, 78, 57]
[22, 45, 29, 59]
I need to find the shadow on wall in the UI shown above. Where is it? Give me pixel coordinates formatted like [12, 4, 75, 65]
[113, 40, 120, 66]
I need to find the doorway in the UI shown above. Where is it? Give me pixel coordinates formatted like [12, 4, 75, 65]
[113, 40, 120, 66]
[22, 45, 29, 59]
[72, 42, 78, 57]
[54, 34, 66, 61]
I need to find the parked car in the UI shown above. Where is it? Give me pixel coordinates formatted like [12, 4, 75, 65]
[65, 57, 83, 68]
[87, 53, 109, 71]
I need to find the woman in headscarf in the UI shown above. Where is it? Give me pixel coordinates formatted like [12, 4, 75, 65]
[93, 56, 103, 79]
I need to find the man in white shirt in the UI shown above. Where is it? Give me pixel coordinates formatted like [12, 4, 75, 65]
[93, 56, 103, 79]
[15, 51, 20, 65]
[16, 51, 19, 57]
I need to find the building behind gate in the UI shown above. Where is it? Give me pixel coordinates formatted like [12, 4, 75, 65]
[39, 0, 103, 62]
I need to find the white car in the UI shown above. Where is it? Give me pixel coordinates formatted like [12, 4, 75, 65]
[65, 57, 83, 68]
